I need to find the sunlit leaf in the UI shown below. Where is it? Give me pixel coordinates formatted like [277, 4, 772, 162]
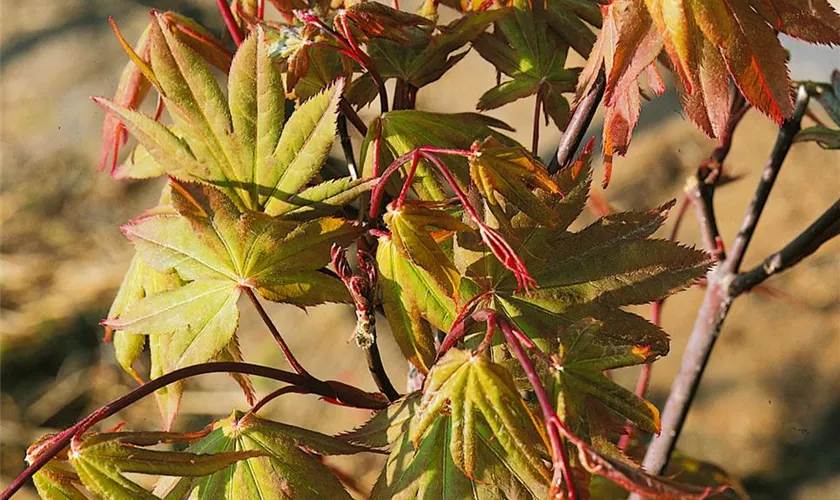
[70, 430, 261, 499]
[154, 412, 368, 499]
[96, 24, 351, 216]
[469, 137, 563, 227]
[550, 318, 661, 436]
[411, 349, 551, 492]
[377, 236, 456, 373]
[361, 393, 549, 498]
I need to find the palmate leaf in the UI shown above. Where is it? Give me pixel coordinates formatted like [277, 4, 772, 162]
[361, 111, 515, 200]
[411, 349, 551, 494]
[551, 318, 661, 437]
[601, 0, 840, 146]
[67, 431, 262, 500]
[104, 184, 359, 423]
[95, 21, 368, 218]
[346, 392, 550, 499]
[472, 0, 580, 128]
[154, 411, 369, 499]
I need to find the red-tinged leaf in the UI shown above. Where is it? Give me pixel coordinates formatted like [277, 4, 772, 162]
[601, 1, 664, 108]
[343, 3, 434, 45]
[162, 12, 233, 72]
[674, 37, 731, 138]
[694, 0, 793, 123]
[599, 0, 839, 151]
[579, 1, 663, 185]
[750, 0, 840, 45]
[99, 23, 153, 177]
[575, 442, 730, 499]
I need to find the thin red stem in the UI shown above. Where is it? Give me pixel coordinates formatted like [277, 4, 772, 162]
[215, 0, 244, 46]
[395, 151, 422, 209]
[257, 0, 265, 20]
[498, 319, 577, 499]
[248, 385, 307, 415]
[244, 288, 310, 378]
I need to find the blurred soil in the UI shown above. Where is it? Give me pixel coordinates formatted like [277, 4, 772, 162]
[1, 2, 839, 499]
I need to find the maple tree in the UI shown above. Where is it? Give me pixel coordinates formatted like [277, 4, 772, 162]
[4, 1, 839, 499]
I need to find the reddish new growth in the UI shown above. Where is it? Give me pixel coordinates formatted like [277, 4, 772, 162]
[369, 145, 538, 293]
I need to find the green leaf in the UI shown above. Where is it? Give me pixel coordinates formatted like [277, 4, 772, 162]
[107, 184, 359, 426]
[473, 2, 580, 128]
[411, 349, 551, 492]
[262, 79, 343, 215]
[70, 431, 261, 499]
[369, 389, 549, 498]
[377, 237, 456, 373]
[368, 11, 508, 89]
[551, 318, 661, 435]
[107, 253, 184, 382]
[33, 463, 86, 500]
[340, 393, 422, 449]
[546, 0, 603, 57]
[276, 177, 376, 220]
[384, 201, 470, 300]
[98, 25, 348, 216]
[154, 412, 367, 499]
[796, 125, 840, 149]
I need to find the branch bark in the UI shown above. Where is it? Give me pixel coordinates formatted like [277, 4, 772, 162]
[730, 198, 840, 296]
[549, 70, 605, 174]
[636, 87, 813, 479]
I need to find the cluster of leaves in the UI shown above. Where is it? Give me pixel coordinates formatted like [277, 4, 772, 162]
[24, 0, 840, 498]
[583, 0, 840, 183]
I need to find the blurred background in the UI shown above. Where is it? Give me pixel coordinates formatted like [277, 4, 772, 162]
[1, 1, 838, 498]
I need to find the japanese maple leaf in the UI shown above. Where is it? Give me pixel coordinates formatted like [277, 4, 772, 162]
[578, 0, 666, 187]
[96, 19, 370, 219]
[586, 0, 840, 182]
[104, 184, 360, 425]
[154, 412, 369, 499]
[603, 0, 840, 146]
[344, 385, 551, 498]
[100, 12, 231, 178]
[472, 0, 581, 129]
